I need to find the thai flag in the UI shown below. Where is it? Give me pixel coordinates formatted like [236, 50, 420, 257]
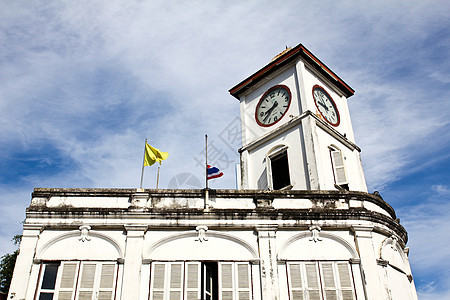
[207, 165, 223, 180]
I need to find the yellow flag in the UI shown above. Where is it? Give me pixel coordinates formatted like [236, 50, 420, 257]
[144, 143, 169, 166]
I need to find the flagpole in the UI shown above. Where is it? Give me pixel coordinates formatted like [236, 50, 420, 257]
[205, 134, 208, 209]
[139, 138, 147, 189]
[156, 167, 160, 189]
[205, 134, 208, 189]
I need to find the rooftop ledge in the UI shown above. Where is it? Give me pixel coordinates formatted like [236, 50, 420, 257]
[30, 188, 395, 217]
[27, 188, 406, 243]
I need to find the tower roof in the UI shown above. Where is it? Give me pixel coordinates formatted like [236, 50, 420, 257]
[229, 43, 355, 99]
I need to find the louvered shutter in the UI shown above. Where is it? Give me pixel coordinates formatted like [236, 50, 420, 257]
[150, 263, 166, 300]
[169, 263, 183, 300]
[320, 263, 337, 300]
[77, 263, 96, 300]
[331, 150, 348, 185]
[266, 154, 273, 190]
[219, 263, 234, 300]
[236, 263, 251, 300]
[288, 263, 304, 300]
[97, 263, 116, 300]
[305, 263, 322, 300]
[337, 263, 355, 300]
[57, 262, 78, 300]
[185, 262, 201, 300]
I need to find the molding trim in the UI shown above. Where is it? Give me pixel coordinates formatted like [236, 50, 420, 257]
[145, 230, 258, 259]
[278, 231, 359, 259]
[238, 111, 359, 154]
[36, 229, 124, 259]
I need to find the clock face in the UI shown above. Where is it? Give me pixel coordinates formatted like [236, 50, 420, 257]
[312, 85, 340, 126]
[255, 85, 291, 127]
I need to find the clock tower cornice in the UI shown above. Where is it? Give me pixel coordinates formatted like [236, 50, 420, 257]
[229, 43, 355, 99]
[238, 111, 361, 154]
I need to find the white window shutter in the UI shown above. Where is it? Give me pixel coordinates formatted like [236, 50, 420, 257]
[97, 263, 116, 300]
[150, 262, 184, 300]
[151, 263, 166, 300]
[236, 263, 251, 300]
[78, 263, 96, 300]
[321, 263, 337, 300]
[219, 263, 234, 300]
[331, 150, 348, 185]
[287, 263, 304, 300]
[58, 262, 78, 300]
[337, 263, 355, 300]
[185, 262, 201, 300]
[286, 262, 356, 300]
[305, 263, 322, 300]
[169, 263, 183, 300]
[266, 155, 273, 190]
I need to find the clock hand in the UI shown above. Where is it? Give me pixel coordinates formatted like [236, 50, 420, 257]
[318, 101, 329, 111]
[263, 102, 278, 122]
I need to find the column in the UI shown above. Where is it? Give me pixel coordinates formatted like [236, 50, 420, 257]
[8, 224, 42, 300]
[256, 225, 279, 300]
[351, 225, 386, 300]
[121, 225, 147, 300]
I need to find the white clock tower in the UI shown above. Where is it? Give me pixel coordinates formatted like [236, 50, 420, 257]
[230, 44, 367, 192]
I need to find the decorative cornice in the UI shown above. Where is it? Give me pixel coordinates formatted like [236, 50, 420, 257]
[229, 43, 354, 99]
[124, 225, 147, 237]
[255, 225, 278, 238]
[377, 259, 389, 267]
[29, 189, 397, 219]
[351, 225, 374, 238]
[349, 258, 361, 264]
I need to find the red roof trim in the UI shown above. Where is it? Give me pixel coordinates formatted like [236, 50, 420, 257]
[229, 44, 354, 99]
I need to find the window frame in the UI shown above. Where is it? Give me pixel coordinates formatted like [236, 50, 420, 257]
[286, 261, 357, 300]
[266, 146, 292, 190]
[36, 262, 61, 300]
[149, 261, 253, 300]
[35, 260, 118, 300]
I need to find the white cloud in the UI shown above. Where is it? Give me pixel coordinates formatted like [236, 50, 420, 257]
[398, 184, 450, 296]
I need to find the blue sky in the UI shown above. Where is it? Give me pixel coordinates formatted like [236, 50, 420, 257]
[0, 1, 449, 298]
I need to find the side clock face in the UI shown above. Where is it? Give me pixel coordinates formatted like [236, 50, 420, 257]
[255, 85, 291, 127]
[312, 85, 340, 126]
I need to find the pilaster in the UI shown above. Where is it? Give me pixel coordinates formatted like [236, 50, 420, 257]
[349, 258, 367, 300]
[295, 60, 319, 190]
[351, 225, 386, 300]
[121, 225, 147, 300]
[256, 225, 279, 300]
[8, 224, 43, 300]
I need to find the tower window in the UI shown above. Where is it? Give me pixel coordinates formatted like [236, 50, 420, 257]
[269, 149, 291, 190]
[329, 146, 349, 190]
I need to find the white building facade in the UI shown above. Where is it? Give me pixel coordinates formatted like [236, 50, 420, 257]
[9, 44, 418, 300]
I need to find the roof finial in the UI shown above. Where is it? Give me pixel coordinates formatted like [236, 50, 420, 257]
[271, 46, 293, 62]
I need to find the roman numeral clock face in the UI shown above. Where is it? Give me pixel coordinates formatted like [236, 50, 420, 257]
[312, 85, 340, 126]
[255, 85, 292, 127]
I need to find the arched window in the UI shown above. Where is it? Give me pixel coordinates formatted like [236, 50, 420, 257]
[267, 146, 291, 190]
[329, 145, 349, 190]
